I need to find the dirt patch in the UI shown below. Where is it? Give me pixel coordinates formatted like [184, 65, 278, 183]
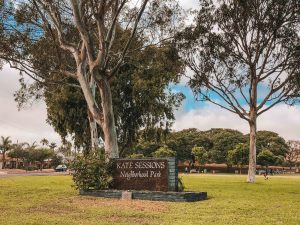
[72, 196, 169, 213]
[26, 203, 76, 215]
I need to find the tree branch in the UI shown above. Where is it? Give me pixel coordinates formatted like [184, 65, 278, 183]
[109, 0, 149, 77]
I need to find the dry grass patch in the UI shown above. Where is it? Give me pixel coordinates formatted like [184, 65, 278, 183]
[26, 203, 76, 215]
[73, 196, 169, 212]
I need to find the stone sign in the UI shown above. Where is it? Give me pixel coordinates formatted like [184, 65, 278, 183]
[112, 158, 169, 191]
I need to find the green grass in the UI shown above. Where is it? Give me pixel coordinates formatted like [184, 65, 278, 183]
[0, 174, 299, 225]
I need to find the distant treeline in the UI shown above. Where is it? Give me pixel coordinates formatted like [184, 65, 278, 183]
[124, 128, 295, 168]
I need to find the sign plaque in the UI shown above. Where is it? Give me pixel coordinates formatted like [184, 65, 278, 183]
[113, 158, 169, 191]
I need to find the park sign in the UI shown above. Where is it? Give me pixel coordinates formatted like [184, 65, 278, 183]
[112, 158, 178, 192]
[81, 157, 207, 202]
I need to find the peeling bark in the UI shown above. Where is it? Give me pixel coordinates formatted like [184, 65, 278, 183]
[88, 112, 99, 151]
[98, 78, 119, 158]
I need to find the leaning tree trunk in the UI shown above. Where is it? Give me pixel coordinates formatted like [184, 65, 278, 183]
[247, 113, 257, 183]
[77, 70, 119, 159]
[98, 78, 119, 159]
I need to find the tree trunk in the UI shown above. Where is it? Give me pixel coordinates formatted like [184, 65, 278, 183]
[88, 77, 100, 151]
[77, 67, 119, 158]
[88, 111, 99, 151]
[98, 78, 119, 159]
[247, 115, 257, 183]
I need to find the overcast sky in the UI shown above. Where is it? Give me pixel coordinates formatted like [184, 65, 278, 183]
[1, 0, 300, 145]
[0, 65, 61, 144]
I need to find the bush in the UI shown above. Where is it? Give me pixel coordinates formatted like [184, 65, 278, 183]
[151, 146, 176, 158]
[70, 151, 113, 191]
[128, 153, 144, 158]
[27, 165, 38, 171]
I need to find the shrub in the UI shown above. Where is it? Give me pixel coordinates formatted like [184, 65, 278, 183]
[151, 146, 176, 158]
[70, 151, 113, 191]
[27, 165, 38, 171]
[128, 153, 144, 158]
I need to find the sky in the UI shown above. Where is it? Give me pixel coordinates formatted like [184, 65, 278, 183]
[0, 0, 300, 145]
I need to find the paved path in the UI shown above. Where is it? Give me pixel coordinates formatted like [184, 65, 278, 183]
[0, 171, 69, 178]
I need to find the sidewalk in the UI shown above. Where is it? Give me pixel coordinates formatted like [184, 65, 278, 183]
[0, 168, 55, 174]
[0, 169, 69, 177]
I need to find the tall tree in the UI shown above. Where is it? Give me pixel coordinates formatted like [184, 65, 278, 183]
[167, 128, 213, 160]
[227, 143, 249, 174]
[0, 136, 12, 169]
[40, 138, 49, 147]
[192, 145, 208, 168]
[178, 0, 300, 182]
[204, 129, 246, 164]
[0, 0, 182, 159]
[253, 131, 288, 157]
[28, 148, 53, 170]
[257, 149, 283, 168]
[8, 143, 29, 169]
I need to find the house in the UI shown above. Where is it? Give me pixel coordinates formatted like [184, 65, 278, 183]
[0, 153, 24, 169]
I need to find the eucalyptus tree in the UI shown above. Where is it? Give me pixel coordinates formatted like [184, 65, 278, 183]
[0, 0, 182, 159]
[178, 0, 300, 182]
[44, 41, 184, 156]
[0, 136, 12, 169]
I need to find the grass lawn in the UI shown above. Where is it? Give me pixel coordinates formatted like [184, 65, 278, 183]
[0, 174, 299, 225]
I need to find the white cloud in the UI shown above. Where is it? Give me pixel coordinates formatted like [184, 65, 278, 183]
[173, 103, 300, 141]
[179, 0, 199, 10]
[0, 65, 61, 145]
